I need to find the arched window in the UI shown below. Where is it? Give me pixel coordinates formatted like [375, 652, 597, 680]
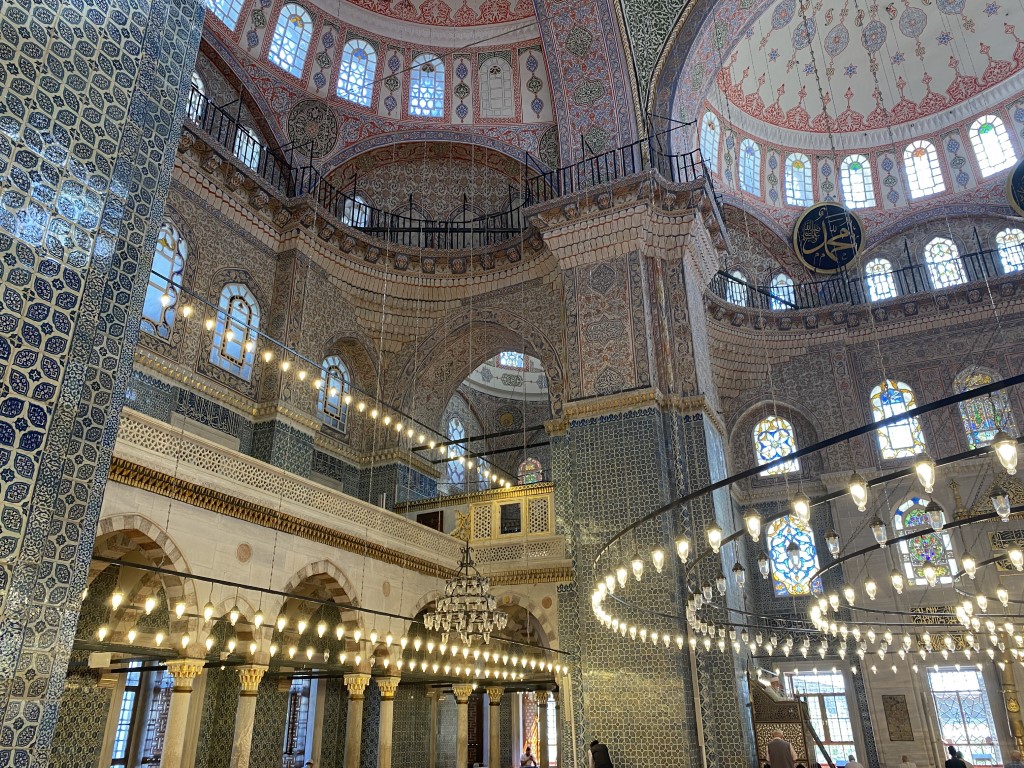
[726, 270, 748, 306]
[840, 155, 875, 208]
[738, 139, 761, 195]
[700, 113, 721, 174]
[318, 356, 351, 432]
[517, 457, 543, 485]
[187, 71, 206, 123]
[210, 284, 260, 380]
[924, 236, 966, 288]
[342, 195, 369, 227]
[894, 498, 957, 586]
[753, 415, 800, 475]
[142, 223, 188, 339]
[409, 54, 445, 118]
[204, 0, 246, 29]
[863, 258, 898, 302]
[870, 380, 926, 459]
[337, 39, 377, 107]
[904, 141, 945, 198]
[769, 273, 796, 310]
[766, 516, 823, 597]
[446, 417, 466, 487]
[268, 4, 313, 78]
[498, 351, 526, 369]
[996, 227, 1024, 273]
[970, 115, 1017, 177]
[954, 367, 1016, 448]
[233, 125, 261, 171]
[479, 57, 514, 119]
[784, 153, 813, 206]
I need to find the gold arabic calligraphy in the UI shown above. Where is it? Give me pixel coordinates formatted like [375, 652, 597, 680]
[796, 205, 861, 271]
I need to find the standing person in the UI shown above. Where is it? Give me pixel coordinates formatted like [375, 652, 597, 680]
[846, 754, 865, 768]
[767, 730, 798, 768]
[900, 755, 917, 768]
[945, 746, 968, 768]
[588, 739, 614, 768]
[1005, 751, 1024, 768]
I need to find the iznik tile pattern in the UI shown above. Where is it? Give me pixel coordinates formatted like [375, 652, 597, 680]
[194, 667, 241, 768]
[249, 673, 289, 768]
[391, 685, 432, 767]
[0, 1, 203, 765]
[319, 678, 349, 768]
[252, 420, 315, 478]
[436, 694, 458, 768]
[359, 679, 381, 768]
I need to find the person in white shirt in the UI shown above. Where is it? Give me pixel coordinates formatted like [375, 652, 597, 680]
[901, 754, 918, 768]
[845, 754, 865, 768]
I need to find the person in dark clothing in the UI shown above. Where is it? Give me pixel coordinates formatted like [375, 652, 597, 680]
[945, 745, 968, 768]
[589, 739, 614, 768]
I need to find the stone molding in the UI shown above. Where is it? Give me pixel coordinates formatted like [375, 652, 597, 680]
[549, 389, 724, 434]
[376, 676, 402, 700]
[344, 673, 372, 700]
[237, 665, 267, 695]
[452, 683, 476, 704]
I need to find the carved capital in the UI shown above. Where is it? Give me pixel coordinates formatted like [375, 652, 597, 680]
[376, 675, 401, 700]
[536, 687, 550, 707]
[237, 665, 267, 695]
[452, 683, 475, 704]
[486, 686, 504, 705]
[344, 673, 372, 700]
[165, 659, 205, 690]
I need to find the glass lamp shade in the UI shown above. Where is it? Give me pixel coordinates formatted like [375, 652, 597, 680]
[993, 432, 1018, 475]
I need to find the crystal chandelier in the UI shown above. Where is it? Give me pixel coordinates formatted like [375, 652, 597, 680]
[425, 540, 507, 645]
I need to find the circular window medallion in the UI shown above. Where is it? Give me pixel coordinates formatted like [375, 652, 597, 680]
[792, 202, 864, 273]
[236, 543, 252, 563]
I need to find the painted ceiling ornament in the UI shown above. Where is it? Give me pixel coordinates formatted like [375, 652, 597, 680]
[287, 99, 340, 158]
[1004, 157, 1024, 216]
[792, 202, 864, 273]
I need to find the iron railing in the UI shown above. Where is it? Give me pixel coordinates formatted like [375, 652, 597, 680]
[709, 248, 1014, 311]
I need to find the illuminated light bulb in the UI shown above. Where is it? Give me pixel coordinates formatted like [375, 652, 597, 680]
[828, 593, 841, 611]
[244, 339, 255, 353]
[297, 369, 307, 381]
[993, 431, 1018, 475]
[604, 573, 616, 594]
[744, 509, 762, 542]
[843, 584, 856, 606]
[142, 595, 157, 615]
[925, 500, 945, 531]
[181, 633, 191, 649]
[417, 433, 425, 443]
[249, 641, 258, 655]
[263, 351, 274, 363]
[848, 473, 868, 511]
[824, 529, 840, 557]
[792, 492, 811, 523]
[175, 601, 186, 619]
[890, 570, 904, 594]
[281, 360, 291, 372]
[651, 548, 666, 573]
[306, 647, 314, 661]
[992, 485, 1012, 521]
[276, 615, 287, 632]
[224, 329, 235, 343]
[97, 626, 109, 641]
[336, 625, 345, 641]
[357, 402, 366, 413]
[394, 422, 403, 433]
[706, 524, 723, 554]
[962, 553, 977, 579]
[205, 318, 215, 331]
[631, 556, 644, 581]
[383, 415, 392, 426]
[369, 629, 378, 644]
[999, 587, 1010, 607]
[296, 619, 308, 635]
[155, 632, 165, 646]
[315, 380, 326, 391]
[288, 646, 297, 659]
[205, 637, 214, 652]
[317, 622, 327, 638]
[269, 643, 279, 657]
[203, 602, 214, 622]
[159, 292, 172, 308]
[370, 409, 379, 420]
[923, 562, 938, 586]
[616, 566, 628, 588]
[914, 454, 937, 494]
[181, 304, 193, 318]
[758, 552, 770, 579]
[869, 516, 887, 546]
[977, 594, 988, 612]
[353, 628, 362, 643]
[1010, 548, 1024, 571]
[229, 605, 240, 626]
[864, 579, 878, 600]
[675, 537, 691, 564]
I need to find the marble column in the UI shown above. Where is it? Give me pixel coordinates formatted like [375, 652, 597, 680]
[537, 690, 549, 768]
[453, 684, 475, 768]
[377, 676, 402, 768]
[343, 673, 372, 768]
[428, 689, 441, 768]
[162, 659, 206, 768]
[487, 687, 504, 768]
[229, 665, 267, 768]
[998, 657, 1024, 751]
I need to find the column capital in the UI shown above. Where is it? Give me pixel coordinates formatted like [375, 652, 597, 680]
[376, 675, 401, 700]
[236, 665, 267, 695]
[536, 688, 550, 707]
[551, 688, 561, 706]
[344, 672, 372, 700]
[165, 659, 205, 689]
[486, 686, 504, 705]
[452, 683, 475, 704]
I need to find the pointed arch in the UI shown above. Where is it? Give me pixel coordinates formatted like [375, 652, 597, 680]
[840, 154, 874, 208]
[738, 139, 761, 195]
[970, 115, 1016, 177]
[268, 3, 314, 78]
[784, 153, 812, 206]
[904, 140, 944, 198]
[337, 39, 377, 107]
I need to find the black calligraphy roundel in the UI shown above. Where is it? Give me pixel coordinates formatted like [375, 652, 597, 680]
[792, 203, 865, 274]
[1005, 158, 1024, 217]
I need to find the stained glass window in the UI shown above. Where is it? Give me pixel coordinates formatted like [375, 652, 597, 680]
[210, 284, 260, 381]
[447, 417, 466, 487]
[904, 140, 945, 198]
[766, 515, 823, 597]
[409, 54, 445, 118]
[739, 139, 761, 195]
[479, 57, 514, 119]
[869, 379, 926, 459]
[754, 416, 800, 475]
[927, 666, 1000, 763]
[268, 4, 314, 78]
[895, 498, 957, 586]
[769, 273, 796, 310]
[282, 676, 314, 763]
[110, 663, 142, 767]
[996, 227, 1024, 273]
[785, 153, 813, 206]
[318, 356, 351, 432]
[337, 40, 377, 107]
[864, 258, 898, 302]
[498, 351, 526, 369]
[925, 237, 966, 288]
[142, 223, 188, 340]
[517, 457, 543, 485]
[727, 270, 748, 306]
[970, 115, 1017, 177]
[784, 671, 856, 767]
[840, 155, 874, 208]
[233, 125, 261, 171]
[204, 0, 246, 29]
[701, 113, 721, 174]
[187, 71, 206, 123]
[954, 367, 1016, 448]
